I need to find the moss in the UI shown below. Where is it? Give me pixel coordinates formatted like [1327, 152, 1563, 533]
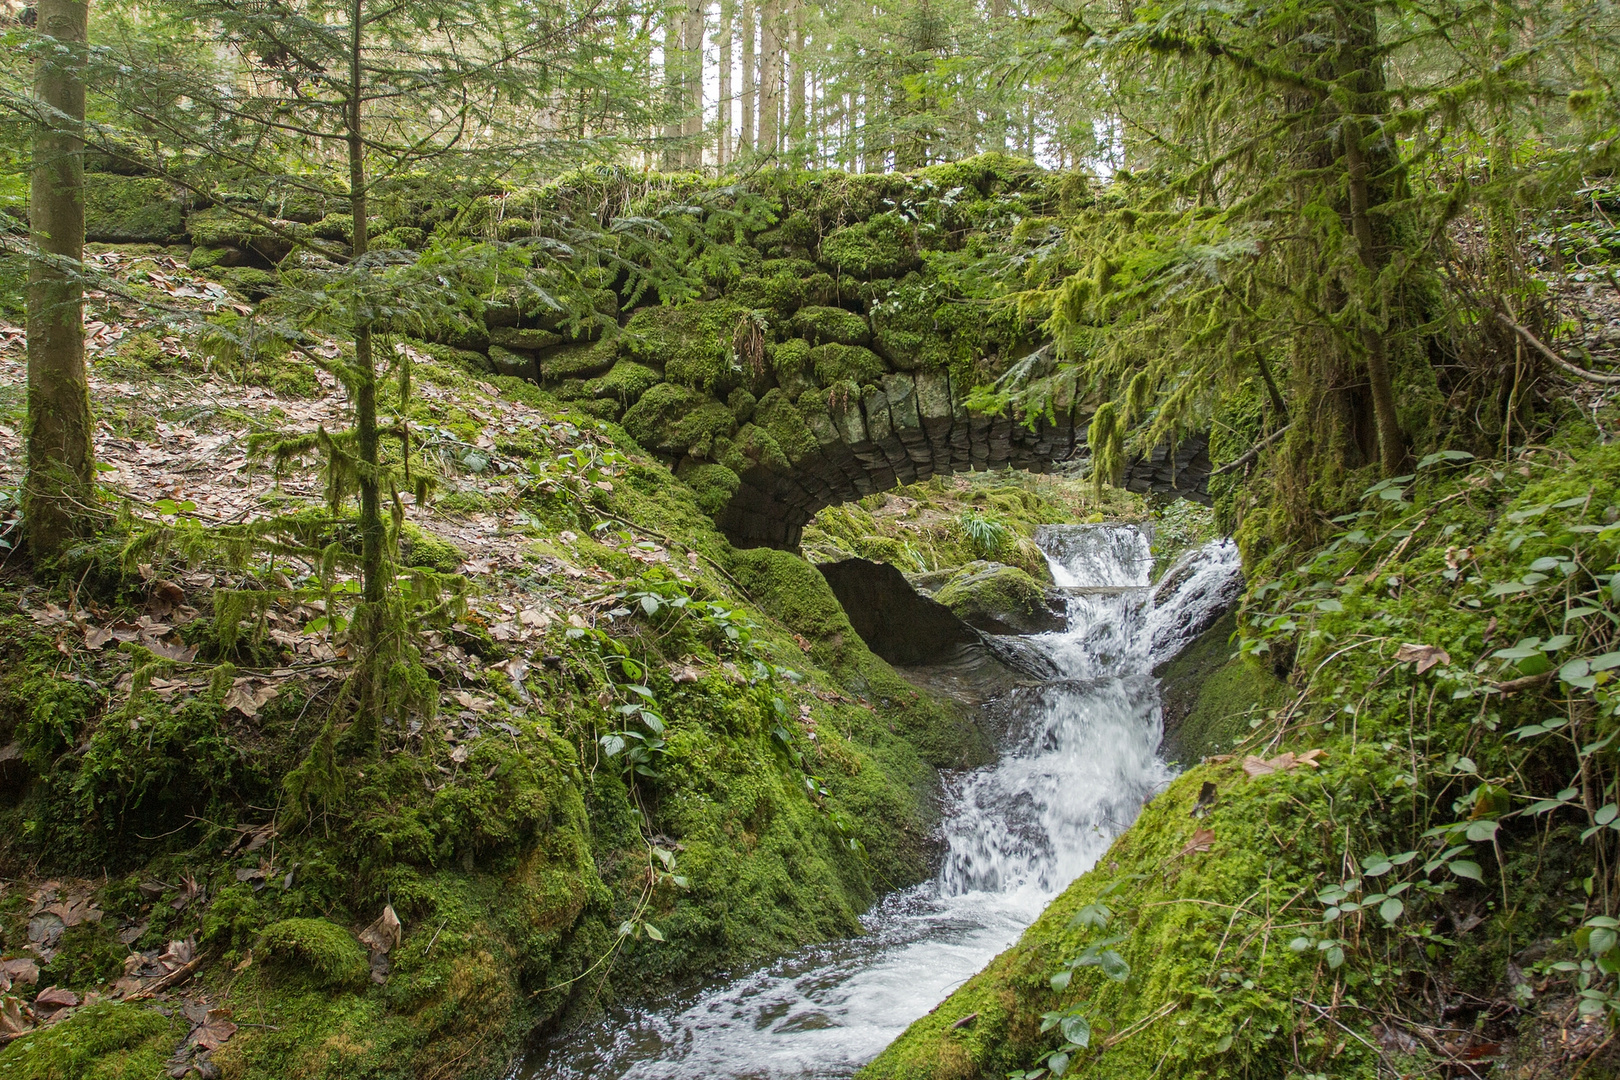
[933, 562, 1055, 635]
[400, 525, 464, 573]
[678, 462, 743, 514]
[83, 175, 185, 244]
[1153, 612, 1285, 765]
[258, 917, 370, 989]
[586, 360, 663, 404]
[793, 306, 872, 347]
[752, 388, 821, 462]
[40, 920, 126, 990]
[491, 327, 565, 352]
[218, 265, 278, 301]
[374, 226, 426, 250]
[187, 205, 292, 251]
[870, 279, 957, 372]
[810, 343, 886, 387]
[0, 1001, 181, 1079]
[538, 336, 617, 381]
[620, 382, 738, 458]
[622, 301, 745, 393]
[820, 213, 919, 279]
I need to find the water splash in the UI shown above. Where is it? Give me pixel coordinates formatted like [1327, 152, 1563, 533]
[521, 527, 1240, 1080]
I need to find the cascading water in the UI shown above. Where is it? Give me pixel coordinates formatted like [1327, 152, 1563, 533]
[522, 526, 1241, 1080]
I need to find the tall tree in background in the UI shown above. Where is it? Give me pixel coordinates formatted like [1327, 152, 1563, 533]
[24, 0, 94, 557]
[740, 0, 755, 155]
[717, 0, 734, 165]
[759, 0, 781, 154]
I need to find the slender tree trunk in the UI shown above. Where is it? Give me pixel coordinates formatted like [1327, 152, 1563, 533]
[682, 0, 704, 167]
[759, 0, 781, 155]
[788, 0, 805, 162]
[740, 0, 755, 155]
[25, 0, 94, 558]
[718, 0, 733, 166]
[348, 0, 384, 607]
[662, 9, 682, 168]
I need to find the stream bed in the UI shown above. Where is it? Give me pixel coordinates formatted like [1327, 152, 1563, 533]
[520, 525, 1240, 1080]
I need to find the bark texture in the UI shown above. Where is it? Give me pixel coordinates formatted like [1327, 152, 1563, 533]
[25, 0, 95, 557]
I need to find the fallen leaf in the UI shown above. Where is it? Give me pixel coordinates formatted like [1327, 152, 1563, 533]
[32, 986, 77, 1011]
[1394, 642, 1451, 674]
[1179, 828, 1216, 857]
[148, 580, 187, 618]
[450, 743, 470, 764]
[189, 1009, 237, 1051]
[83, 625, 114, 650]
[0, 960, 39, 989]
[0, 996, 28, 1036]
[359, 906, 402, 957]
[223, 679, 278, 718]
[1242, 749, 1326, 778]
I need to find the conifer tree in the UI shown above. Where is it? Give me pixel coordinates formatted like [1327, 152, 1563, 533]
[23, 0, 95, 557]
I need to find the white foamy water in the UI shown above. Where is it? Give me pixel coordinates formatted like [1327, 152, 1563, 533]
[521, 527, 1240, 1080]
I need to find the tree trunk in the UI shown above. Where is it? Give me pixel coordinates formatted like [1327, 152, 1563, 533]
[718, 0, 733, 166]
[740, 0, 755, 156]
[662, 10, 682, 168]
[25, 0, 94, 558]
[1335, 0, 1406, 475]
[347, 0, 384, 608]
[682, 0, 704, 167]
[787, 0, 805, 161]
[759, 0, 781, 155]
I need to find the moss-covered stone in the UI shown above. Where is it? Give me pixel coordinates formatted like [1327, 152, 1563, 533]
[487, 344, 535, 379]
[794, 306, 872, 347]
[539, 336, 617, 381]
[400, 525, 464, 573]
[258, 917, 370, 989]
[819, 213, 919, 279]
[753, 388, 821, 462]
[870, 279, 956, 372]
[0, 1001, 181, 1080]
[83, 175, 185, 244]
[586, 360, 663, 404]
[678, 462, 743, 514]
[934, 561, 1063, 635]
[218, 265, 278, 301]
[621, 382, 738, 457]
[810, 343, 886, 387]
[622, 301, 745, 393]
[491, 326, 565, 352]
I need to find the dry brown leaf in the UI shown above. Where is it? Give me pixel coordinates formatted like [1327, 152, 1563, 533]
[358, 905, 402, 958]
[1394, 642, 1451, 674]
[223, 679, 279, 718]
[0, 996, 28, 1036]
[83, 625, 114, 650]
[1179, 828, 1216, 857]
[1242, 749, 1327, 778]
[189, 1008, 237, 1051]
[32, 986, 77, 1011]
[0, 960, 39, 989]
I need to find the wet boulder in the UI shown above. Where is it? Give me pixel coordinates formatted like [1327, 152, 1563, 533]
[934, 561, 1066, 636]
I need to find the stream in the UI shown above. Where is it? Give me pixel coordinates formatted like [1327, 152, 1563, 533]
[520, 525, 1241, 1080]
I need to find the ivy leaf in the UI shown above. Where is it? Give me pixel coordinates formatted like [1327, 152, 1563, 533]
[1449, 860, 1484, 882]
[1464, 820, 1498, 842]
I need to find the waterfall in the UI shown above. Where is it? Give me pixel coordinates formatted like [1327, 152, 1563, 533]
[523, 527, 1241, 1080]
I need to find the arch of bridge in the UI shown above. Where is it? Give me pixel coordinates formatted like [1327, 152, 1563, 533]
[710, 368, 1212, 548]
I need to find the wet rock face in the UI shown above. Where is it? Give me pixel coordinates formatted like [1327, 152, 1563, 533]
[933, 562, 1067, 636]
[816, 559, 979, 666]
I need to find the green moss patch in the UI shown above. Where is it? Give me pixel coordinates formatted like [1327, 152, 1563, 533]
[0, 1001, 181, 1080]
[794, 306, 872, 347]
[84, 176, 185, 244]
[820, 214, 919, 279]
[258, 918, 370, 989]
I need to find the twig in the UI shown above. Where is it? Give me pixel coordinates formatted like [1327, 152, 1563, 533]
[1494, 313, 1620, 386]
[1211, 424, 1291, 477]
[126, 952, 207, 1000]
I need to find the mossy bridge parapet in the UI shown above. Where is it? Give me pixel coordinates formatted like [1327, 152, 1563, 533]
[76, 153, 1211, 545]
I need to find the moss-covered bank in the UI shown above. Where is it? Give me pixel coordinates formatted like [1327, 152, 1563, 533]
[0, 332, 987, 1079]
